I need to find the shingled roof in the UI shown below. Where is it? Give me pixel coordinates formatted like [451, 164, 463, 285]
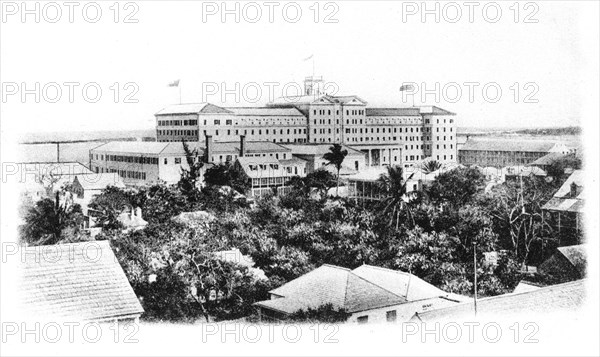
[412, 279, 586, 322]
[19, 241, 144, 322]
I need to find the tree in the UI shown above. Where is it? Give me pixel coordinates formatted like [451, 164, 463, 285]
[291, 170, 337, 199]
[377, 165, 416, 229]
[203, 162, 251, 194]
[288, 303, 350, 323]
[88, 186, 139, 230]
[421, 159, 442, 174]
[323, 144, 348, 196]
[483, 178, 554, 266]
[178, 140, 204, 202]
[426, 166, 486, 208]
[20, 191, 84, 245]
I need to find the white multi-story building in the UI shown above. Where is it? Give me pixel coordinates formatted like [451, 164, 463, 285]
[154, 77, 457, 169]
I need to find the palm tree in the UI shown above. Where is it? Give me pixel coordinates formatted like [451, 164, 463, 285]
[377, 165, 416, 229]
[421, 159, 442, 174]
[323, 144, 348, 196]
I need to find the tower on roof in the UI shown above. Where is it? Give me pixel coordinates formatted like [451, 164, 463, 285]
[304, 76, 324, 97]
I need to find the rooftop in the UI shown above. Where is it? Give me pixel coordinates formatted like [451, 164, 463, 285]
[155, 103, 233, 115]
[282, 143, 364, 156]
[255, 264, 456, 315]
[91, 141, 290, 156]
[460, 139, 561, 153]
[19, 241, 144, 321]
[74, 173, 125, 190]
[542, 170, 584, 212]
[256, 265, 405, 314]
[413, 279, 586, 322]
[225, 107, 305, 117]
[556, 245, 587, 276]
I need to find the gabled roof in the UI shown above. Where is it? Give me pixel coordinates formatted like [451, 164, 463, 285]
[256, 265, 406, 314]
[74, 173, 125, 190]
[19, 241, 144, 321]
[92, 141, 171, 155]
[556, 245, 587, 276]
[268, 94, 367, 106]
[529, 152, 570, 167]
[352, 264, 446, 301]
[155, 103, 232, 115]
[460, 139, 559, 153]
[542, 170, 584, 212]
[412, 279, 586, 322]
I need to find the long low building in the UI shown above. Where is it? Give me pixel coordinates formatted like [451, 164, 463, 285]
[458, 139, 572, 168]
[89, 136, 300, 186]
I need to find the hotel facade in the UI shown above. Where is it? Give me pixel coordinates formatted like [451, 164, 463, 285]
[155, 77, 458, 169]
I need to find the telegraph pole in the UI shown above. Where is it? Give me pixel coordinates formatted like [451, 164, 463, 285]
[473, 239, 478, 316]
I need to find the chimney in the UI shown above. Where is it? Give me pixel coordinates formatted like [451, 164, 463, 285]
[135, 207, 142, 219]
[240, 135, 246, 157]
[570, 182, 578, 198]
[205, 135, 213, 163]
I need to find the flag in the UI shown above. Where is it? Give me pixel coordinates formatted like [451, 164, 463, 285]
[303, 54, 313, 61]
[168, 79, 180, 87]
[399, 84, 415, 91]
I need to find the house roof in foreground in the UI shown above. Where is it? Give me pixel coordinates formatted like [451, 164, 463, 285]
[19, 241, 144, 322]
[412, 279, 586, 322]
[255, 264, 457, 315]
[256, 265, 406, 314]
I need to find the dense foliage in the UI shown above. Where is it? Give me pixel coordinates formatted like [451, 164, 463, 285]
[18, 143, 579, 322]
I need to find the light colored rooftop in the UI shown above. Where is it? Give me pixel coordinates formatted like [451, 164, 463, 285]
[18, 241, 144, 321]
[413, 279, 586, 322]
[460, 139, 561, 153]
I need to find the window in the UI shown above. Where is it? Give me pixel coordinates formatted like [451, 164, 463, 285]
[357, 316, 368, 324]
[164, 158, 168, 164]
[175, 158, 181, 164]
[386, 310, 397, 322]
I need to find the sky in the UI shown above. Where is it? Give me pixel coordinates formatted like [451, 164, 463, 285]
[1, 1, 598, 134]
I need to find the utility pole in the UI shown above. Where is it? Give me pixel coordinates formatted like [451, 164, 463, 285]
[473, 239, 478, 316]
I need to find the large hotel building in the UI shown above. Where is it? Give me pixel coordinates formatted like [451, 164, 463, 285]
[155, 77, 458, 168]
[90, 77, 457, 194]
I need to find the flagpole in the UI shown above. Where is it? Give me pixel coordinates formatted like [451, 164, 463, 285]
[179, 83, 182, 104]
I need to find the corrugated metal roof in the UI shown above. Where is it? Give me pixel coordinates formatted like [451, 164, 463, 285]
[542, 170, 584, 212]
[19, 241, 144, 321]
[413, 279, 586, 322]
[460, 140, 558, 153]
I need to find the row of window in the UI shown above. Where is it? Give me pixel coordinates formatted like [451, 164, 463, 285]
[158, 119, 198, 126]
[91, 154, 159, 165]
[158, 129, 198, 137]
[208, 118, 305, 126]
[93, 166, 147, 180]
